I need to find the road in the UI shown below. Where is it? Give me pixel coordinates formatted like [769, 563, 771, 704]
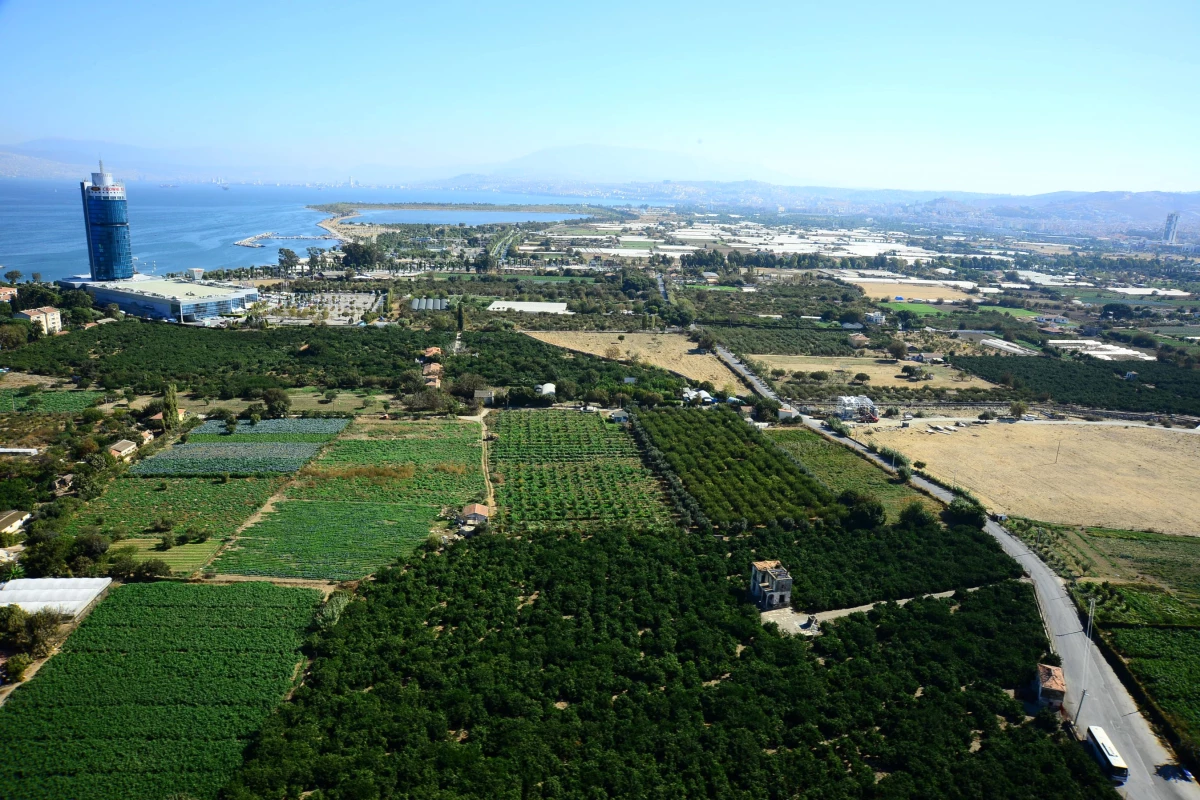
[800, 415, 1200, 800]
[714, 345, 778, 400]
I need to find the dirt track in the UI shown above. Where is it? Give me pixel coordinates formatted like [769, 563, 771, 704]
[525, 331, 745, 391]
[870, 422, 1200, 536]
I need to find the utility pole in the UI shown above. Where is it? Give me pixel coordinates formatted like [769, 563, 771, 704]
[1078, 597, 1096, 725]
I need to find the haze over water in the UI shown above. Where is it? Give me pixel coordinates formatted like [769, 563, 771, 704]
[0, 181, 605, 281]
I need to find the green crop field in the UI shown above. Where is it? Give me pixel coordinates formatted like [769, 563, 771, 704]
[1110, 628, 1200, 754]
[121, 537, 224, 575]
[0, 582, 318, 800]
[976, 305, 1040, 317]
[63, 476, 284, 540]
[0, 389, 103, 413]
[705, 325, 857, 356]
[210, 500, 434, 580]
[130, 441, 322, 476]
[768, 427, 940, 520]
[490, 410, 670, 528]
[879, 301, 942, 315]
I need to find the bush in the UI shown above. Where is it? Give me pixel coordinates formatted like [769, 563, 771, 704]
[944, 497, 988, 529]
[5, 653, 33, 682]
[133, 559, 171, 580]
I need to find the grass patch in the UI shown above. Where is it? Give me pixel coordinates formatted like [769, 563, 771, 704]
[879, 301, 943, 315]
[767, 427, 940, 521]
[121, 537, 223, 575]
[0, 389, 103, 413]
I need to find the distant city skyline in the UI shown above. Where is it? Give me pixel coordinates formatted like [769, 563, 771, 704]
[1, 1, 1198, 194]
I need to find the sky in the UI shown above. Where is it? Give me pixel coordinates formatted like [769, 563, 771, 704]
[1, 0, 1197, 194]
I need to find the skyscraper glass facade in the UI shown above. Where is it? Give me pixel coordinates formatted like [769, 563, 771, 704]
[80, 163, 134, 281]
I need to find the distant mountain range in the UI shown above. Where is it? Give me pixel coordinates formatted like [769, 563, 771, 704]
[2, 138, 1196, 237]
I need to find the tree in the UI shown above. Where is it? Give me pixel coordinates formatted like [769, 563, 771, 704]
[886, 340, 908, 360]
[853, 372, 871, 384]
[4, 270, 21, 285]
[604, 345, 621, 360]
[162, 384, 179, 430]
[456, 303, 465, 332]
[262, 388, 291, 419]
[1009, 400, 1029, 418]
[278, 248, 301, 276]
[30, 272, 41, 284]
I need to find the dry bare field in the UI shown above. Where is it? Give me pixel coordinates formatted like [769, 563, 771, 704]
[851, 281, 973, 301]
[525, 331, 745, 391]
[870, 423, 1200, 536]
[752, 355, 993, 389]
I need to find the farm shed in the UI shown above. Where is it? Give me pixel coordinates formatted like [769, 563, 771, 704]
[459, 504, 490, 525]
[108, 439, 139, 461]
[1035, 663, 1066, 710]
[0, 577, 112, 618]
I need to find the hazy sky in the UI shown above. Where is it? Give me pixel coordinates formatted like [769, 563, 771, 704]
[1, 0, 1197, 194]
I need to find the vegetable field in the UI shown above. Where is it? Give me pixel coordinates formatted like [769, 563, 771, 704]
[0, 582, 318, 800]
[119, 537, 224, 574]
[191, 418, 350, 436]
[210, 501, 433, 580]
[489, 410, 671, 528]
[64, 476, 284, 540]
[130, 441, 322, 476]
[767, 428, 940, 520]
[0, 389, 103, 413]
[635, 407, 831, 528]
[213, 419, 485, 579]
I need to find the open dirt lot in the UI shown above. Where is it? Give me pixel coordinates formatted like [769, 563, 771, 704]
[752, 355, 994, 389]
[851, 281, 974, 301]
[870, 423, 1200, 536]
[525, 331, 745, 392]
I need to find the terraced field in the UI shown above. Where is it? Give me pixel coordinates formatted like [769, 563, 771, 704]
[489, 410, 671, 529]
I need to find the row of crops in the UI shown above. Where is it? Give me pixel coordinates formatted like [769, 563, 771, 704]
[489, 410, 671, 529]
[211, 419, 486, 580]
[131, 418, 348, 476]
[634, 406, 832, 528]
[0, 582, 319, 800]
[705, 325, 859, 356]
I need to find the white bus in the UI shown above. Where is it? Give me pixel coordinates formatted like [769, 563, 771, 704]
[1087, 726, 1129, 783]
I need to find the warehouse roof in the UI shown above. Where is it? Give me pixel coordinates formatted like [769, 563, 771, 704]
[486, 301, 571, 314]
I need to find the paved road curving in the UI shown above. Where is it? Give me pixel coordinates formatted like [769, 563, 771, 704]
[799, 415, 1200, 800]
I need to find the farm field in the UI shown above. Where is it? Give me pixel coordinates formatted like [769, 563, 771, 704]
[705, 325, 856, 356]
[490, 410, 671, 529]
[0, 581, 318, 800]
[879, 301, 942, 315]
[1110, 628, 1200, 760]
[64, 476, 285, 539]
[120, 537, 224, 574]
[214, 418, 484, 580]
[850, 280, 973, 301]
[0, 389, 103, 413]
[870, 423, 1200, 536]
[209, 500, 433, 580]
[524, 331, 744, 391]
[131, 418, 344, 476]
[767, 427, 941, 520]
[634, 406, 831, 528]
[751, 355, 993, 389]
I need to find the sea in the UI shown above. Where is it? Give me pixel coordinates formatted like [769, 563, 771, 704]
[0, 181, 604, 282]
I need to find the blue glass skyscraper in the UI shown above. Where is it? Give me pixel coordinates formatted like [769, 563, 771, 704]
[80, 161, 134, 280]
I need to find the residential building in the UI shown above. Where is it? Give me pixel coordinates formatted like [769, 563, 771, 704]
[608, 409, 630, 423]
[1035, 663, 1066, 710]
[864, 311, 886, 325]
[423, 376, 441, 389]
[80, 161, 134, 281]
[421, 362, 443, 376]
[0, 510, 31, 536]
[474, 389, 495, 406]
[0, 287, 16, 303]
[108, 439, 138, 461]
[423, 346, 443, 358]
[138, 429, 155, 445]
[459, 503, 490, 525]
[16, 306, 62, 334]
[777, 404, 800, 420]
[847, 333, 870, 348]
[749, 560, 793, 611]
